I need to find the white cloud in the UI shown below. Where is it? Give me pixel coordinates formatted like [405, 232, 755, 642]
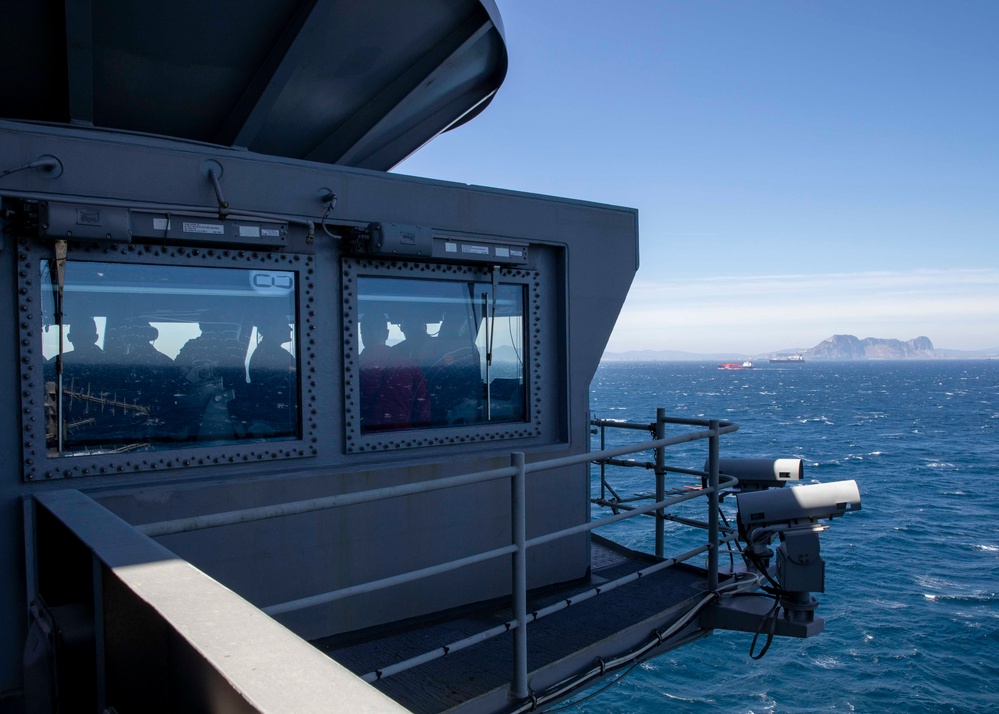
[607, 268, 999, 353]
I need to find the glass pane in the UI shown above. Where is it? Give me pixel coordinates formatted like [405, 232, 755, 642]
[357, 276, 526, 433]
[41, 261, 299, 456]
[473, 283, 526, 422]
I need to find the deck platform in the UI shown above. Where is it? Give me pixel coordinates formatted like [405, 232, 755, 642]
[313, 538, 711, 713]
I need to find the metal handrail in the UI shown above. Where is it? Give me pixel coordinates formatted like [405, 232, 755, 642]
[136, 420, 737, 538]
[134, 414, 738, 700]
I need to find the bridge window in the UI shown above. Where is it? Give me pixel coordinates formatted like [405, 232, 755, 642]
[343, 259, 541, 452]
[39, 260, 299, 457]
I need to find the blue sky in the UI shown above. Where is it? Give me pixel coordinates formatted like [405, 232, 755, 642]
[396, 1, 999, 354]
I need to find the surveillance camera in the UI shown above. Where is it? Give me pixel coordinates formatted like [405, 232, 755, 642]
[736, 480, 861, 531]
[707, 458, 804, 492]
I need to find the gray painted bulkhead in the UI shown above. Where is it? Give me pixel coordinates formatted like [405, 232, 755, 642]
[0, 120, 639, 699]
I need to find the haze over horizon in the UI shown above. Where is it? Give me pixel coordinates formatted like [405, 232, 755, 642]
[396, 1, 999, 354]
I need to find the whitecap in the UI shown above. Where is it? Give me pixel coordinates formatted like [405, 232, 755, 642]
[915, 574, 958, 591]
[811, 655, 842, 669]
[659, 692, 701, 703]
[925, 591, 996, 604]
[875, 599, 908, 610]
[973, 544, 999, 552]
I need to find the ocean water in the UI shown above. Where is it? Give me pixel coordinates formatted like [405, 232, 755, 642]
[563, 360, 999, 714]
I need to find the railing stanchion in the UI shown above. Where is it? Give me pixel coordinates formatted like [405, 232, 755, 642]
[708, 419, 720, 592]
[654, 408, 666, 558]
[511, 451, 529, 700]
[600, 422, 606, 501]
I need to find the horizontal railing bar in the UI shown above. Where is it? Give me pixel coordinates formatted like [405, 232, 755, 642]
[590, 420, 654, 431]
[137, 465, 517, 537]
[137, 422, 736, 538]
[534, 422, 737, 475]
[602, 457, 655, 469]
[263, 543, 518, 616]
[362, 619, 520, 682]
[664, 465, 710, 478]
[529, 487, 714, 550]
[662, 512, 737, 533]
[262, 474, 736, 618]
[658, 415, 731, 427]
[359, 532, 743, 684]
[591, 497, 642, 508]
[528, 542, 711, 620]
[528, 533, 741, 622]
[592, 415, 733, 429]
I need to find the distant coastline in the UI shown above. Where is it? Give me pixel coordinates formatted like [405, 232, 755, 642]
[603, 335, 999, 362]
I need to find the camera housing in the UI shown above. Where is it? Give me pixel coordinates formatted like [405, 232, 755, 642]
[736, 479, 861, 530]
[708, 457, 804, 493]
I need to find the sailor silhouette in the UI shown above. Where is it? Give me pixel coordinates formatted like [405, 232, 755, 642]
[246, 316, 298, 436]
[360, 311, 430, 430]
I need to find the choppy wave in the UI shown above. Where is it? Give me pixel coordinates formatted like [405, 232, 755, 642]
[924, 592, 996, 604]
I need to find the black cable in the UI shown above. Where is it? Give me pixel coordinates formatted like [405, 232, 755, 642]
[539, 658, 645, 713]
[320, 192, 339, 238]
[718, 506, 736, 570]
[1, 157, 60, 178]
[532, 592, 722, 713]
[748, 595, 781, 660]
[744, 546, 783, 594]
[734, 530, 790, 661]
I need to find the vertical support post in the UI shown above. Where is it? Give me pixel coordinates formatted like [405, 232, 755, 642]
[93, 554, 107, 712]
[23, 498, 38, 611]
[654, 408, 666, 559]
[510, 452, 529, 700]
[599, 422, 606, 501]
[54, 240, 68, 454]
[707, 419, 720, 592]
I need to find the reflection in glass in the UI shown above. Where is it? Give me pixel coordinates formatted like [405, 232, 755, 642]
[41, 260, 299, 456]
[357, 275, 526, 433]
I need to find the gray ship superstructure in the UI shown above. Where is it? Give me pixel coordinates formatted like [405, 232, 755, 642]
[0, 2, 860, 712]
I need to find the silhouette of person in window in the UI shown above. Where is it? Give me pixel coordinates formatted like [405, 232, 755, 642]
[175, 316, 248, 440]
[425, 309, 482, 425]
[61, 317, 106, 365]
[360, 312, 430, 431]
[110, 320, 183, 443]
[120, 320, 173, 367]
[392, 308, 482, 426]
[45, 316, 112, 448]
[246, 317, 297, 436]
[392, 311, 438, 363]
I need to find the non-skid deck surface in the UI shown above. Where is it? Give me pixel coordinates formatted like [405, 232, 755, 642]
[313, 541, 706, 713]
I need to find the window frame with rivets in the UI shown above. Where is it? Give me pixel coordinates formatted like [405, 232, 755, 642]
[341, 258, 542, 454]
[16, 239, 317, 481]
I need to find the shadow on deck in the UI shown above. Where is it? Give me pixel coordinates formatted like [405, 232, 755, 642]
[313, 537, 712, 714]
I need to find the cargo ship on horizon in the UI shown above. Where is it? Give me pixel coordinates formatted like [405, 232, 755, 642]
[769, 355, 806, 363]
[718, 361, 755, 370]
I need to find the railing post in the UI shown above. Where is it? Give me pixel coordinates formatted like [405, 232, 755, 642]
[654, 408, 666, 558]
[599, 422, 606, 501]
[707, 419, 720, 592]
[510, 452, 529, 700]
